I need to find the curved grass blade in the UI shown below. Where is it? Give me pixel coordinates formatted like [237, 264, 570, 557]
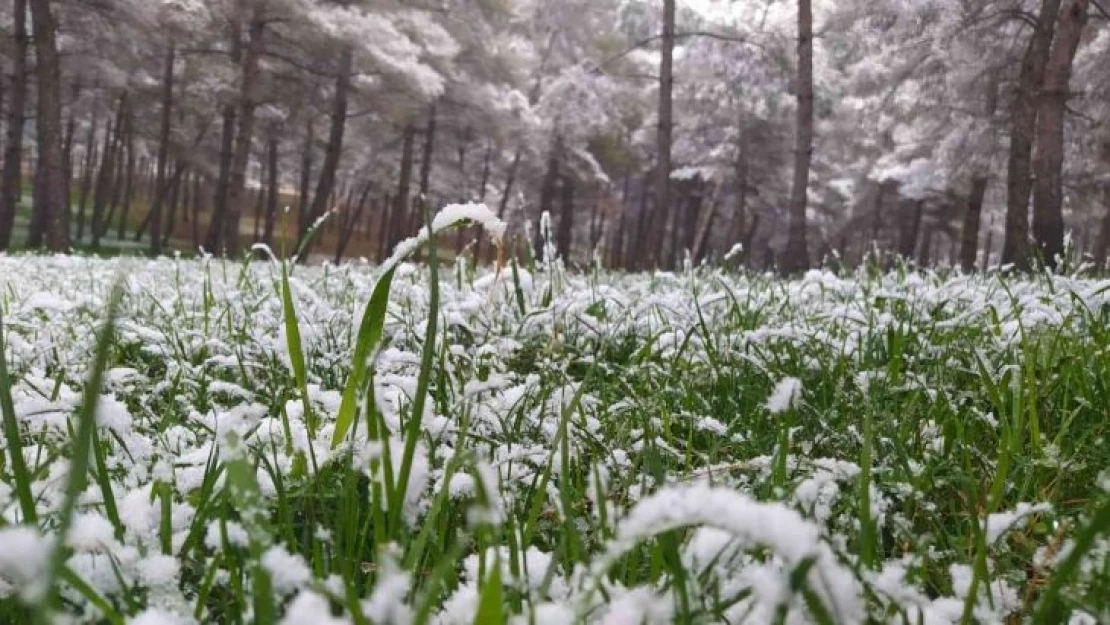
[330, 266, 397, 447]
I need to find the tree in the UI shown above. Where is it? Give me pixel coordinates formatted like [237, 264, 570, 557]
[27, 0, 70, 251]
[782, 0, 813, 274]
[0, 0, 28, 250]
[652, 0, 676, 269]
[1031, 0, 1089, 265]
[1003, 0, 1062, 268]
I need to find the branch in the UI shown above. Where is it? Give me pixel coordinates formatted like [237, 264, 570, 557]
[598, 30, 761, 70]
[1092, 0, 1110, 20]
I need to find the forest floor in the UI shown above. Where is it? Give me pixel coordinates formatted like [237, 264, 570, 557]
[0, 218, 1108, 623]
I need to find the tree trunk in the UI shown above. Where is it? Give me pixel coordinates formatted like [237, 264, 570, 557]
[469, 142, 494, 259]
[205, 105, 237, 252]
[304, 45, 351, 250]
[92, 94, 126, 249]
[81, 116, 111, 244]
[535, 142, 561, 256]
[556, 173, 575, 261]
[148, 43, 176, 255]
[652, 0, 676, 269]
[190, 173, 203, 248]
[222, 16, 266, 257]
[898, 199, 924, 260]
[1002, 0, 1062, 268]
[297, 117, 313, 236]
[76, 111, 99, 242]
[917, 220, 934, 267]
[335, 180, 372, 263]
[388, 123, 416, 249]
[730, 111, 750, 256]
[116, 116, 136, 239]
[632, 173, 652, 267]
[377, 193, 392, 261]
[419, 105, 436, 200]
[1094, 184, 1110, 267]
[960, 176, 988, 272]
[782, 0, 813, 274]
[497, 151, 521, 222]
[263, 136, 279, 247]
[28, 0, 69, 251]
[161, 163, 184, 248]
[0, 0, 28, 250]
[1031, 0, 1087, 266]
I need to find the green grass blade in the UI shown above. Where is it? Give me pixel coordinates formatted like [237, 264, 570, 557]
[0, 310, 37, 524]
[331, 267, 397, 447]
[390, 203, 440, 537]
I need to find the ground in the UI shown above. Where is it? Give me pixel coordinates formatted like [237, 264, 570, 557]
[0, 237, 1108, 624]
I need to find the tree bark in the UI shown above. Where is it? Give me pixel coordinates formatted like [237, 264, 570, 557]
[205, 105, 237, 252]
[388, 123, 416, 249]
[782, 0, 813, 274]
[419, 105, 436, 202]
[91, 94, 126, 249]
[80, 116, 110, 244]
[335, 180, 372, 263]
[898, 199, 924, 261]
[1094, 184, 1110, 267]
[535, 141, 561, 256]
[917, 220, 934, 267]
[652, 0, 676, 269]
[0, 0, 28, 250]
[161, 162, 184, 248]
[116, 116, 136, 240]
[960, 176, 989, 272]
[149, 43, 176, 255]
[1031, 0, 1088, 266]
[222, 15, 266, 256]
[190, 173, 203, 248]
[263, 135, 279, 247]
[556, 173, 575, 261]
[28, 0, 69, 251]
[1002, 0, 1062, 268]
[304, 45, 351, 248]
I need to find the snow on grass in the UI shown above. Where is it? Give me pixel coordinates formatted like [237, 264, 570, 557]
[0, 244, 1109, 623]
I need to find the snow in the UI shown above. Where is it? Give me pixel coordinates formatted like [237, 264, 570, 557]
[1, 253, 1107, 623]
[766, 376, 803, 413]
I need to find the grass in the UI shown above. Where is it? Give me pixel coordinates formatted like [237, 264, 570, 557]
[0, 211, 1108, 624]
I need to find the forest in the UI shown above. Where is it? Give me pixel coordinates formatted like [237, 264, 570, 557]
[0, 0, 1107, 270]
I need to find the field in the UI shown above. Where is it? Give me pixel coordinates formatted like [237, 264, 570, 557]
[0, 210, 1108, 624]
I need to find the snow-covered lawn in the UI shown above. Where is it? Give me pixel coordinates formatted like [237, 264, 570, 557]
[1, 248, 1108, 623]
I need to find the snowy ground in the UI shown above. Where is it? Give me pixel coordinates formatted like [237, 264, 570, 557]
[0, 246, 1108, 624]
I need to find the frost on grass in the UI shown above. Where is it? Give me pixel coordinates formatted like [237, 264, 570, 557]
[0, 253, 1108, 623]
